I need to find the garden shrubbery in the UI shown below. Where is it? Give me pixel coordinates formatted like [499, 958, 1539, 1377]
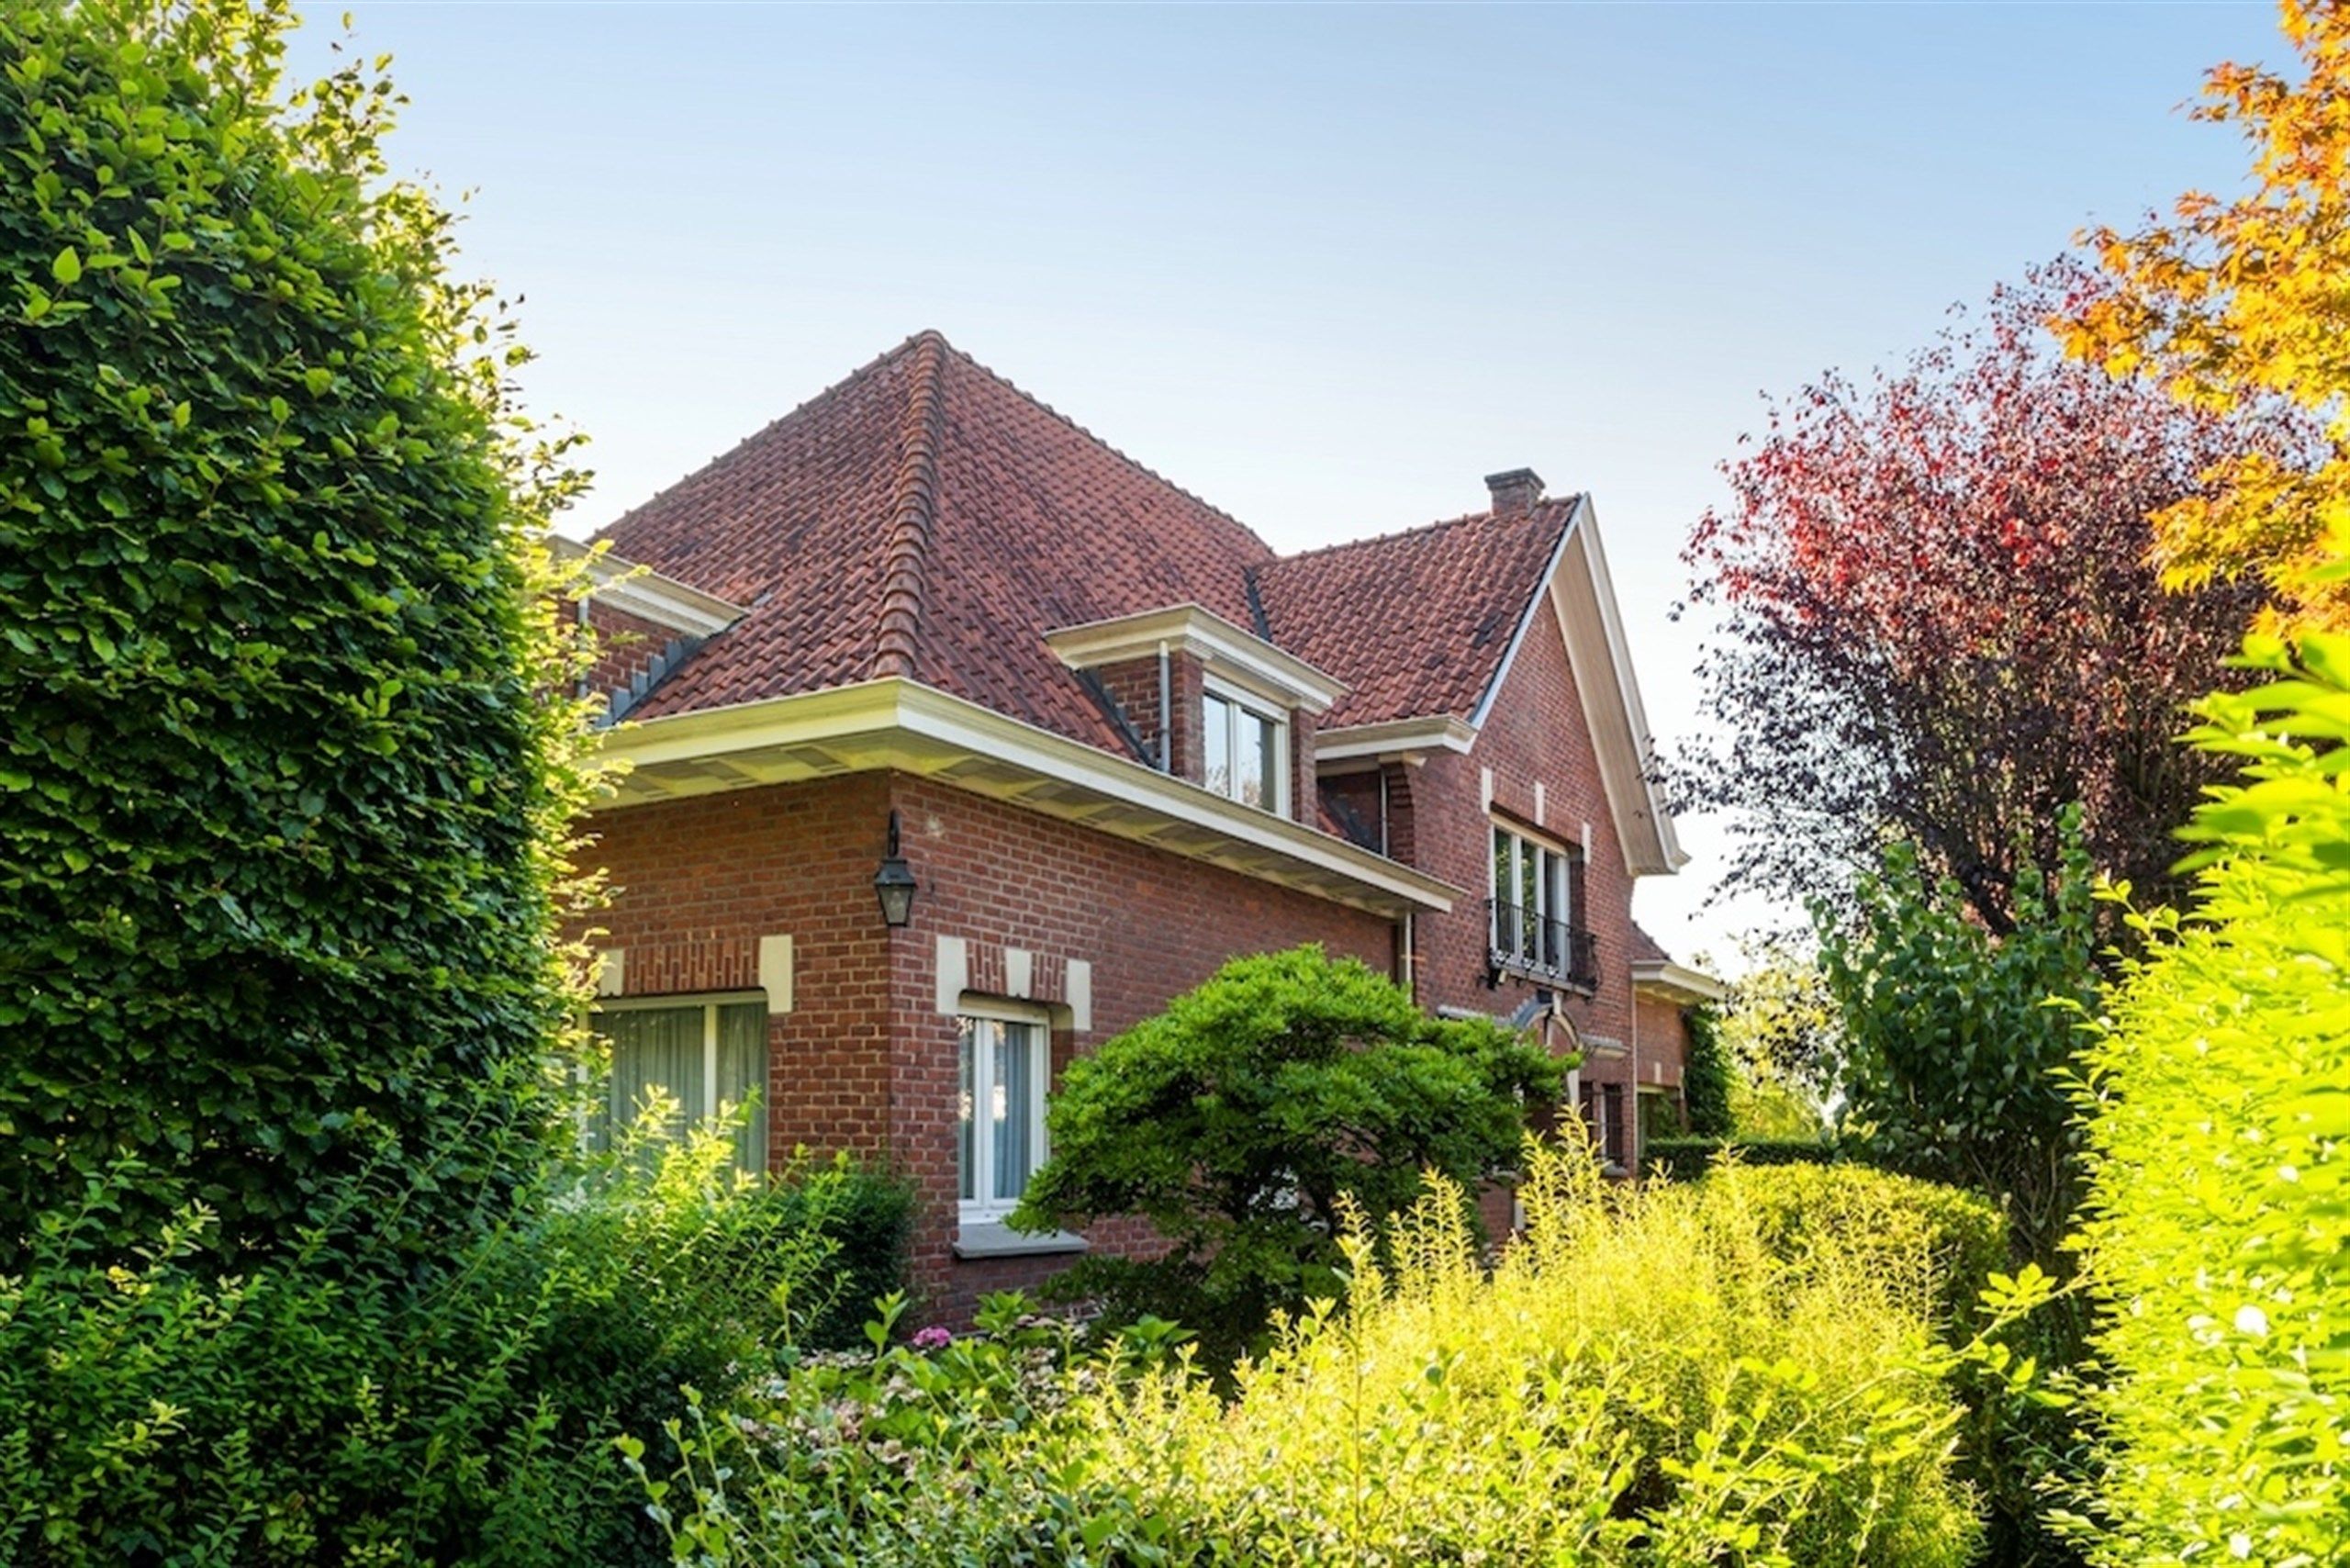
[641, 1146, 2020, 1566]
[1638, 1136, 1838, 1181]
[0, 1131, 912, 1566]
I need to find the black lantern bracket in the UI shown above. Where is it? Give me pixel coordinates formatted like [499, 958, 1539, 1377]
[873, 810, 918, 928]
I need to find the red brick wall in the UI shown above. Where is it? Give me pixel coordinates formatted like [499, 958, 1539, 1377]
[1096, 655, 1173, 769]
[579, 769, 1396, 1327]
[581, 775, 899, 1160]
[1095, 651, 1210, 785]
[1397, 588, 1642, 1158]
[578, 599, 685, 703]
[881, 773, 1393, 1324]
[1634, 993, 1689, 1093]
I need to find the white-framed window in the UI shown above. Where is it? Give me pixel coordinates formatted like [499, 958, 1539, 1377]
[957, 1000, 1051, 1223]
[588, 993, 768, 1174]
[1490, 822, 1572, 974]
[1581, 1080, 1628, 1171]
[1203, 678, 1287, 813]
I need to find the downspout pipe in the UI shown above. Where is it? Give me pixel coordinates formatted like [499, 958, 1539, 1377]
[1157, 640, 1171, 773]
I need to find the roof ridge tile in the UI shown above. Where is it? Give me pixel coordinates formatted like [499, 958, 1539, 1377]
[872, 333, 949, 680]
[595, 332, 936, 541]
[1270, 495, 1578, 568]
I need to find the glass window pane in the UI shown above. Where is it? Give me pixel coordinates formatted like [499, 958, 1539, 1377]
[1540, 851, 1564, 968]
[1203, 693, 1232, 799]
[1238, 710, 1269, 809]
[716, 1002, 768, 1175]
[1492, 827, 1510, 949]
[597, 1006, 704, 1167]
[1517, 838, 1539, 961]
[993, 1022, 1035, 1203]
[957, 1017, 979, 1203]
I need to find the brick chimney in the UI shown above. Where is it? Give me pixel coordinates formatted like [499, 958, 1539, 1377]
[1485, 467, 1544, 517]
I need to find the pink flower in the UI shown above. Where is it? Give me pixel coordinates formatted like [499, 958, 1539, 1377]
[911, 1326, 954, 1351]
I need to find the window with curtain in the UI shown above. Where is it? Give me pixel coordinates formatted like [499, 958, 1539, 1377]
[588, 998, 768, 1174]
[957, 1006, 1049, 1221]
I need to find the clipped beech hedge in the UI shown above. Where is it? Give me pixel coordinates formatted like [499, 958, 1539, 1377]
[0, 0, 591, 1269]
[1639, 1135, 1840, 1182]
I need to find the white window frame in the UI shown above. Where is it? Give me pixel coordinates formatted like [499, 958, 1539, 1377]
[588, 991, 768, 1171]
[1489, 820, 1572, 970]
[957, 997, 1053, 1226]
[1202, 674, 1289, 815]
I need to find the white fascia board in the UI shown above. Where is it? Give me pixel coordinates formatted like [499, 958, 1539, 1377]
[1632, 961, 1728, 1005]
[548, 535, 745, 639]
[599, 678, 1457, 915]
[1043, 603, 1347, 715]
[1313, 715, 1478, 764]
[1467, 502, 1584, 733]
[1544, 499, 1686, 879]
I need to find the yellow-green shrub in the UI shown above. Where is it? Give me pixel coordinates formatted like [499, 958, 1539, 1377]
[2065, 632, 2350, 1566]
[647, 1147, 2004, 1566]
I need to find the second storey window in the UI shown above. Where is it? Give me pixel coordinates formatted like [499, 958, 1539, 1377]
[958, 1004, 1051, 1222]
[1490, 823, 1595, 990]
[1203, 682, 1286, 813]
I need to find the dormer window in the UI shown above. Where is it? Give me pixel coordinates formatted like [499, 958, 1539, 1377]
[1203, 679, 1286, 813]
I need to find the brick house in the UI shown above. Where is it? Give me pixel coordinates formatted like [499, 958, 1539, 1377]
[566, 331, 1718, 1319]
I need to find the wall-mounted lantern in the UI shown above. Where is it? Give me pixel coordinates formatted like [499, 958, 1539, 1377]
[873, 810, 918, 928]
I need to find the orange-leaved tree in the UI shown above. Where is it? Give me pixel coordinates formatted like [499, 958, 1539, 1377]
[2063, 0, 2350, 630]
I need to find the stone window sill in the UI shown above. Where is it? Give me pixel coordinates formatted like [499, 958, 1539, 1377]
[953, 1221, 1090, 1260]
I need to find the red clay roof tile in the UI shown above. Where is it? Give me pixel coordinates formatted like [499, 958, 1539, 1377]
[1255, 500, 1577, 729]
[594, 333, 1573, 751]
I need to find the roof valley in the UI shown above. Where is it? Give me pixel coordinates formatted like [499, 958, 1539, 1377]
[872, 330, 950, 681]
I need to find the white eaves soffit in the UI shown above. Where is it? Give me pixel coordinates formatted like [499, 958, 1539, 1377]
[1315, 714, 1478, 765]
[595, 678, 1458, 919]
[1513, 497, 1686, 879]
[1043, 603, 1347, 715]
[1632, 961, 1728, 1006]
[546, 534, 745, 640]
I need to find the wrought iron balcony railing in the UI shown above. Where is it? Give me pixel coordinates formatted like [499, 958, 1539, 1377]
[1486, 899, 1599, 992]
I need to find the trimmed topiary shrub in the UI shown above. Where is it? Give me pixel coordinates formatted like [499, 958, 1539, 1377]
[1012, 945, 1563, 1368]
[0, 0, 598, 1269]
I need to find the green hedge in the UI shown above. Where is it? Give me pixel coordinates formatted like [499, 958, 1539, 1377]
[1640, 1134, 1840, 1181]
[0, 0, 592, 1271]
[768, 1153, 917, 1352]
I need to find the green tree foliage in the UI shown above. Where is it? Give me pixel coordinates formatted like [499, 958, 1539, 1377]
[2065, 633, 2350, 1566]
[0, 0, 598, 1268]
[1818, 809, 2099, 1275]
[1012, 946, 1562, 1365]
[1680, 1002, 1734, 1137]
[1818, 812, 2102, 1568]
[1710, 938, 1838, 1140]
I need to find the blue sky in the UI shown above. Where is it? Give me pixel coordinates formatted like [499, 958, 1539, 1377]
[296, 2, 2281, 968]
